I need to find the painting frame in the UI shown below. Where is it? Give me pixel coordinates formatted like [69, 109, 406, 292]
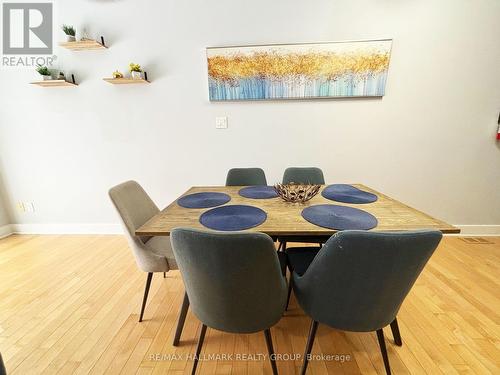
[206, 38, 393, 102]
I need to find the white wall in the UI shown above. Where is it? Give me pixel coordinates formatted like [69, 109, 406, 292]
[0, 160, 10, 217]
[0, 170, 12, 236]
[0, 0, 499, 232]
[0, 197, 10, 228]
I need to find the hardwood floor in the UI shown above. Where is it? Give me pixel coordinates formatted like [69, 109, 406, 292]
[0, 235, 499, 374]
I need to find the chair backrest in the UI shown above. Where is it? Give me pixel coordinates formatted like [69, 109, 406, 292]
[109, 181, 159, 239]
[109, 180, 168, 272]
[170, 228, 287, 333]
[226, 168, 267, 186]
[282, 167, 325, 184]
[293, 230, 442, 332]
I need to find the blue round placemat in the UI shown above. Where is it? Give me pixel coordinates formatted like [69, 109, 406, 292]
[199, 205, 267, 231]
[177, 192, 231, 209]
[239, 186, 278, 199]
[302, 204, 378, 230]
[322, 184, 378, 204]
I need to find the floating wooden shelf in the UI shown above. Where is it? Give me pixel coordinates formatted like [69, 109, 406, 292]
[59, 37, 107, 51]
[30, 79, 77, 87]
[103, 78, 150, 85]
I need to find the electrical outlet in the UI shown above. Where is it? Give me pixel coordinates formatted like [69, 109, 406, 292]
[26, 202, 35, 212]
[16, 201, 35, 213]
[215, 116, 228, 129]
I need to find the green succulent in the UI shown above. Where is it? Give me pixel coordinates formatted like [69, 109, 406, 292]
[36, 65, 51, 76]
[62, 25, 76, 36]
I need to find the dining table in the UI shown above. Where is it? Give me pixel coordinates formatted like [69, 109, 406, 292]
[136, 184, 460, 241]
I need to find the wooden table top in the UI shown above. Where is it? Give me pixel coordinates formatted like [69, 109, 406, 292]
[136, 184, 459, 236]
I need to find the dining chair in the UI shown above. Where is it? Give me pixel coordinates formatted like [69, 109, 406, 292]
[109, 181, 189, 346]
[280, 167, 325, 253]
[170, 228, 288, 375]
[284, 245, 321, 309]
[225, 167, 267, 186]
[292, 230, 443, 375]
[282, 167, 325, 185]
[279, 167, 325, 303]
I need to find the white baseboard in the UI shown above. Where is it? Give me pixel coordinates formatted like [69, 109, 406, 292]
[10, 223, 123, 235]
[2, 223, 499, 236]
[453, 225, 500, 236]
[0, 224, 13, 239]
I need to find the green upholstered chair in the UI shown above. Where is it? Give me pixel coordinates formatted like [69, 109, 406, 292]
[293, 230, 442, 375]
[108, 181, 188, 346]
[226, 168, 267, 186]
[170, 228, 288, 375]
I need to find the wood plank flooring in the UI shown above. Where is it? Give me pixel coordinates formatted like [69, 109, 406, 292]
[0, 235, 499, 374]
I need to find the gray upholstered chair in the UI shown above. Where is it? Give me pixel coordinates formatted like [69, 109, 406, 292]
[108, 181, 188, 346]
[282, 167, 325, 185]
[280, 167, 326, 305]
[226, 168, 267, 186]
[293, 230, 443, 375]
[285, 244, 321, 309]
[170, 228, 288, 375]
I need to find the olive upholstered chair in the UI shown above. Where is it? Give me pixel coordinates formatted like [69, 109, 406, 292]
[293, 230, 443, 375]
[109, 181, 188, 346]
[171, 228, 288, 375]
[226, 168, 267, 186]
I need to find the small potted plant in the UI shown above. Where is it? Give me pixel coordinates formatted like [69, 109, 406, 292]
[36, 65, 52, 80]
[129, 63, 142, 80]
[62, 25, 76, 42]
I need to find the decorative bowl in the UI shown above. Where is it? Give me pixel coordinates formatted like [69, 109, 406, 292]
[274, 183, 321, 203]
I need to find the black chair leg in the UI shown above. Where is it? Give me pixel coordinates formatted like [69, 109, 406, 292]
[163, 272, 166, 278]
[139, 272, 153, 322]
[173, 292, 190, 346]
[286, 276, 293, 311]
[390, 318, 402, 346]
[277, 241, 287, 252]
[300, 320, 318, 375]
[264, 329, 278, 375]
[192, 324, 207, 375]
[376, 329, 392, 375]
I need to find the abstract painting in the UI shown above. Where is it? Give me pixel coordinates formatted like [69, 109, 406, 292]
[206, 39, 392, 101]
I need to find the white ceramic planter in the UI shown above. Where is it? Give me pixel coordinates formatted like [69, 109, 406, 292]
[66, 35, 76, 42]
[42, 75, 53, 81]
[131, 71, 142, 80]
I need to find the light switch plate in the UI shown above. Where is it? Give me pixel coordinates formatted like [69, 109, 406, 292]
[215, 116, 228, 129]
